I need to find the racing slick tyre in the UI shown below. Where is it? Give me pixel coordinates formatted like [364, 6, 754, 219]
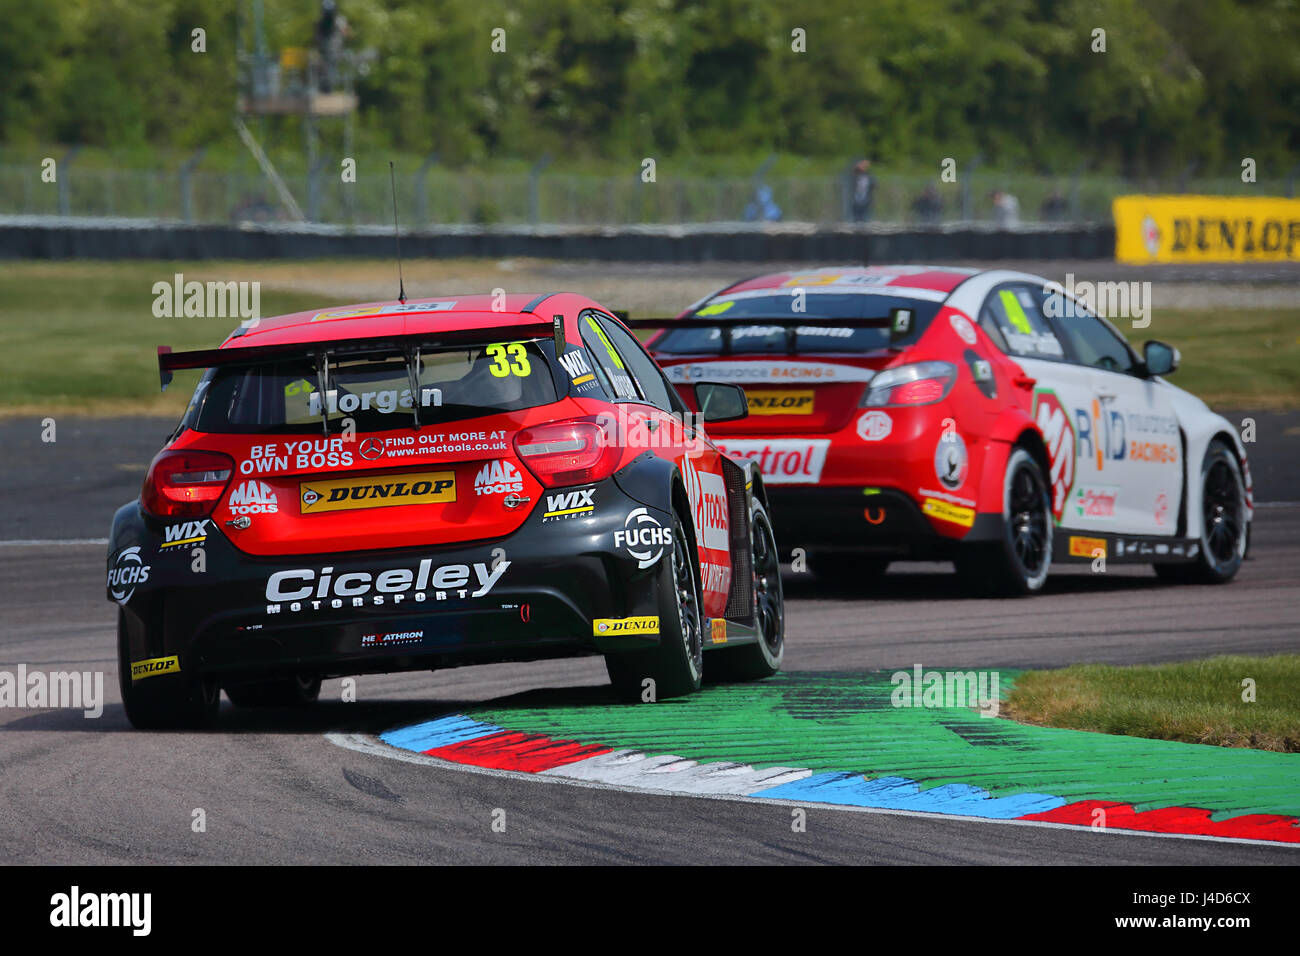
[225, 676, 322, 708]
[807, 552, 890, 584]
[117, 611, 219, 730]
[955, 447, 1053, 596]
[706, 499, 785, 682]
[605, 513, 704, 702]
[1154, 440, 1248, 585]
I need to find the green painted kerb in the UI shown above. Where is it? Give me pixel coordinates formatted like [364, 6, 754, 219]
[467, 671, 1300, 819]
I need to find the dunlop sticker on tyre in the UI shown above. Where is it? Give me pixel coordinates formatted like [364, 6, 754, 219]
[131, 656, 180, 681]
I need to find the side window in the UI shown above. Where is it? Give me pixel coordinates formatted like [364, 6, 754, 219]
[594, 315, 680, 412]
[580, 312, 641, 401]
[1050, 307, 1136, 375]
[978, 284, 1066, 360]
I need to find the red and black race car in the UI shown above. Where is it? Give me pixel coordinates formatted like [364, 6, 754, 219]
[644, 266, 1252, 594]
[108, 293, 784, 728]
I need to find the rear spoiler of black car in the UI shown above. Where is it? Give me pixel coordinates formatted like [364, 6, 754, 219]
[617, 308, 915, 355]
[156, 320, 557, 391]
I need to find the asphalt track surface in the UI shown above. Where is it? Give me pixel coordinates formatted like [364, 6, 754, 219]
[1, 416, 1297, 865]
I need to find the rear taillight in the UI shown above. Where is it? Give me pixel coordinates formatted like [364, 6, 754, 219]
[141, 449, 235, 518]
[514, 417, 623, 488]
[861, 361, 958, 407]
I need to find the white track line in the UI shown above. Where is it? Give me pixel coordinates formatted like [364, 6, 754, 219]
[0, 538, 109, 547]
[325, 731, 1299, 850]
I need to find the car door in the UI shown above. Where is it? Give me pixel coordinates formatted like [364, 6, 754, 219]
[1044, 302, 1183, 537]
[579, 311, 735, 615]
[976, 282, 1094, 528]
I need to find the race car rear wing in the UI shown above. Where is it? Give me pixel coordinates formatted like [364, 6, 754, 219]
[618, 308, 915, 354]
[156, 319, 559, 391]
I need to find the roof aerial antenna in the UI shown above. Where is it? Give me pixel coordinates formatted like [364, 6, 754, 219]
[389, 161, 406, 304]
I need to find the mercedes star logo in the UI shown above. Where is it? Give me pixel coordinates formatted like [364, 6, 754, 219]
[359, 438, 385, 460]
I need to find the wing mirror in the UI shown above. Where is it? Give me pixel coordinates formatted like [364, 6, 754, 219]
[693, 382, 749, 423]
[1143, 340, 1179, 376]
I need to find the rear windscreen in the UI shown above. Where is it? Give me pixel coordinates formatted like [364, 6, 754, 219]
[185, 341, 558, 434]
[656, 294, 941, 354]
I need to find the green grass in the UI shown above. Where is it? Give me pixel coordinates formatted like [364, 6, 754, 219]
[1002, 656, 1300, 753]
[0, 260, 1297, 414]
[1148, 308, 1300, 410]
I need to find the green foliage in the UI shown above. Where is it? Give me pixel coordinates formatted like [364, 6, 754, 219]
[2, 0, 1297, 173]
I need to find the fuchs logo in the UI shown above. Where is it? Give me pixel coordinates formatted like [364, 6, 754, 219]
[1034, 390, 1075, 522]
[474, 460, 524, 496]
[613, 508, 672, 568]
[160, 519, 209, 549]
[543, 488, 595, 521]
[229, 480, 278, 514]
[108, 547, 150, 604]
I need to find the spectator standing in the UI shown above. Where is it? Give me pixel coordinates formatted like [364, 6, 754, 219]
[911, 183, 942, 224]
[1040, 189, 1068, 222]
[850, 159, 876, 222]
[315, 0, 351, 92]
[991, 189, 1020, 227]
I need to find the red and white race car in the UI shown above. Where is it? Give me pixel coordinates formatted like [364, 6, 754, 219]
[643, 266, 1252, 594]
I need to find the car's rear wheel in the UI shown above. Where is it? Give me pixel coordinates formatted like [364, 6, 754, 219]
[707, 499, 784, 682]
[1155, 440, 1247, 584]
[118, 611, 219, 730]
[955, 447, 1052, 596]
[605, 513, 703, 702]
[225, 675, 322, 708]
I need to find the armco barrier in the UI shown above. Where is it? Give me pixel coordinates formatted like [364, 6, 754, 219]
[0, 215, 1115, 262]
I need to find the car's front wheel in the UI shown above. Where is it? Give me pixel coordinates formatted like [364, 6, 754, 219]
[1155, 439, 1247, 584]
[605, 512, 704, 702]
[118, 611, 219, 730]
[955, 447, 1053, 596]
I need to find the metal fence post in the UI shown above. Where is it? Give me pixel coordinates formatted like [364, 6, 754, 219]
[58, 146, 80, 216]
[179, 147, 207, 222]
[529, 155, 552, 225]
[414, 152, 439, 224]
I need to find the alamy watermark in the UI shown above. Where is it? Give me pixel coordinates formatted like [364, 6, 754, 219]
[890, 664, 1001, 718]
[1044, 273, 1153, 329]
[152, 272, 261, 325]
[0, 665, 103, 718]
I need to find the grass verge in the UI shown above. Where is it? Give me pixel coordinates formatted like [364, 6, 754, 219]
[0, 259, 1296, 414]
[1002, 655, 1300, 753]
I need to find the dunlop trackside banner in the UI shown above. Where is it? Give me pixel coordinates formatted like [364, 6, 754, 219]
[1114, 195, 1300, 263]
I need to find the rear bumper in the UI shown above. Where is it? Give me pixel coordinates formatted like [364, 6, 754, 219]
[109, 477, 671, 683]
[766, 486, 1004, 558]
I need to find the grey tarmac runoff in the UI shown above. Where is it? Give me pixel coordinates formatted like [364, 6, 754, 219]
[0, 416, 1297, 865]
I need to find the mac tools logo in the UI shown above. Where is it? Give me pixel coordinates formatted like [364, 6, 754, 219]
[474, 460, 524, 496]
[228, 480, 278, 514]
[613, 508, 672, 568]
